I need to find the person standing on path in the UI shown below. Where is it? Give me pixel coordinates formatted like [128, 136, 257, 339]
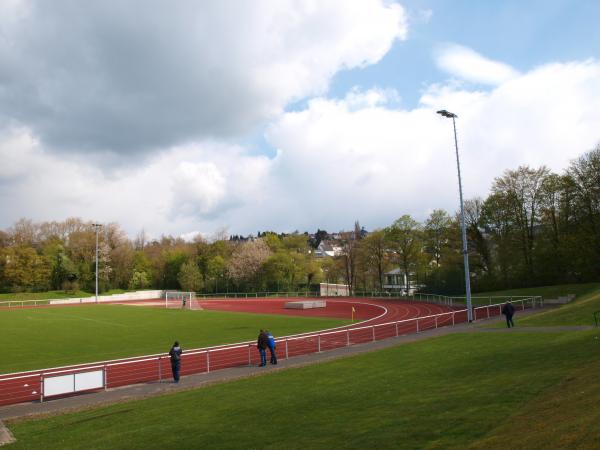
[501, 301, 515, 328]
[169, 341, 183, 382]
[257, 330, 269, 367]
[266, 330, 277, 365]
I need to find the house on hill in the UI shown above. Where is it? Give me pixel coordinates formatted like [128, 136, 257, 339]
[314, 240, 344, 257]
[383, 268, 421, 295]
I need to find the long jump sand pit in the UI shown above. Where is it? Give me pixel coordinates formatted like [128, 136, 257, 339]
[285, 300, 327, 309]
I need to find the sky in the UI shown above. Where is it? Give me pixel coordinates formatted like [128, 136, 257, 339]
[1, 0, 599, 239]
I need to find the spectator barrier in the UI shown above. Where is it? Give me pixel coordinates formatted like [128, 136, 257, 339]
[0, 297, 539, 407]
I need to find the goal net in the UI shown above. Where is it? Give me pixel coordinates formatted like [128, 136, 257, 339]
[319, 283, 349, 296]
[165, 291, 203, 310]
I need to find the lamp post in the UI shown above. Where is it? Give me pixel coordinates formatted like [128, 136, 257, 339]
[436, 110, 473, 322]
[92, 223, 102, 304]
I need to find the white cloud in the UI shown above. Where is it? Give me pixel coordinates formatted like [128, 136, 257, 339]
[263, 60, 600, 231]
[435, 43, 520, 85]
[0, 131, 271, 237]
[0, 0, 407, 156]
[1, 52, 599, 236]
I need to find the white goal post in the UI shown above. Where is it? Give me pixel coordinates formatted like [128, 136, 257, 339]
[165, 291, 203, 310]
[319, 283, 349, 296]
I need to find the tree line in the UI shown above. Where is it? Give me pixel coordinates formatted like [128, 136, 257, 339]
[0, 147, 598, 296]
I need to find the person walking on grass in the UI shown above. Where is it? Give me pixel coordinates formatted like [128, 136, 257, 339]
[501, 301, 515, 328]
[257, 329, 269, 367]
[266, 330, 277, 365]
[169, 340, 183, 382]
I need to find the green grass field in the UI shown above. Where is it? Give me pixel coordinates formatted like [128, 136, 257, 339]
[6, 329, 600, 449]
[455, 282, 600, 308]
[473, 282, 600, 301]
[0, 305, 349, 374]
[518, 284, 600, 327]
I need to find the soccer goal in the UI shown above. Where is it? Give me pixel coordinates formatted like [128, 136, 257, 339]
[165, 291, 203, 310]
[319, 283, 349, 296]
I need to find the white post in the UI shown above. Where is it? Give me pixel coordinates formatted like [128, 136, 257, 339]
[435, 316, 438, 329]
[318, 334, 321, 353]
[347, 330, 350, 347]
[416, 319, 419, 333]
[372, 326, 376, 342]
[206, 351, 210, 373]
[285, 339, 289, 359]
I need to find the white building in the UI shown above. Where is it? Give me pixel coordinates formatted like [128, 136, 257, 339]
[383, 268, 422, 295]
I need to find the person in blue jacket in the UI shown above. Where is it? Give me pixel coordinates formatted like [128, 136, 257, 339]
[266, 330, 277, 365]
[169, 341, 182, 382]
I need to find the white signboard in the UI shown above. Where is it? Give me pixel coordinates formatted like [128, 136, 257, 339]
[43, 369, 104, 398]
[44, 374, 75, 397]
[75, 370, 104, 391]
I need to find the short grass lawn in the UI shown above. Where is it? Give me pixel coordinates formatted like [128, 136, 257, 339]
[472, 282, 600, 302]
[0, 305, 349, 374]
[6, 329, 600, 449]
[518, 284, 600, 327]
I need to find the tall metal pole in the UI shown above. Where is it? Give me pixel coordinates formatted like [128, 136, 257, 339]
[451, 117, 473, 322]
[92, 223, 101, 304]
[437, 110, 473, 322]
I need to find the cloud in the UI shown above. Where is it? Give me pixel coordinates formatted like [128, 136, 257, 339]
[435, 43, 520, 85]
[1, 52, 599, 237]
[263, 60, 600, 231]
[0, 0, 407, 157]
[0, 129, 271, 236]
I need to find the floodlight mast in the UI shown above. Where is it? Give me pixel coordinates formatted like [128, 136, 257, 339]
[92, 223, 102, 304]
[436, 110, 473, 322]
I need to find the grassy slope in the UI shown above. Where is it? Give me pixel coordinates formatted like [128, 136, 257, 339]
[7, 330, 600, 449]
[0, 306, 348, 373]
[469, 358, 600, 450]
[472, 282, 600, 301]
[518, 285, 600, 326]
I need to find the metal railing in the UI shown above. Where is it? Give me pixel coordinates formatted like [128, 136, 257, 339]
[0, 296, 541, 407]
[354, 291, 543, 308]
[0, 299, 51, 308]
[195, 291, 319, 299]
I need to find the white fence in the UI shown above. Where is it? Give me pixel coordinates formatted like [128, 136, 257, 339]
[0, 296, 540, 407]
[354, 291, 543, 308]
[0, 291, 164, 308]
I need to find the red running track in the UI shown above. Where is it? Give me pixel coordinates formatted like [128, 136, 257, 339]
[0, 297, 472, 407]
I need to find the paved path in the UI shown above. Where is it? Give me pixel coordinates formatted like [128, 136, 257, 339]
[0, 309, 592, 424]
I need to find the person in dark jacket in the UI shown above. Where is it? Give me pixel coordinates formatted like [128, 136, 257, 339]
[169, 341, 183, 382]
[266, 330, 277, 365]
[257, 330, 269, 367]
[501, 301, 515, 328]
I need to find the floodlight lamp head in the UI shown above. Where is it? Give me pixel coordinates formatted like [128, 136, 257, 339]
[436, 109, 457, 118]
